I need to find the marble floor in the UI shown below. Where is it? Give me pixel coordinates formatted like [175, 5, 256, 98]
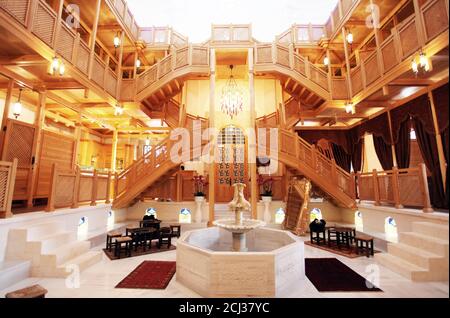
[0, 237, 448, 298]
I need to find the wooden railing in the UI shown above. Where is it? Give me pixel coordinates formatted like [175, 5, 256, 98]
[276, 24, 327, 46]
[106, 0, 140, 40]
[0, 0, 121, 98]
[259, 128, 356, 204]
[326, 0, 360, 39]
[211, 24, 252, 43]
[139, 27, 188, 48]
[0, 159, 18, 218]
[356, 164, 432, 212]
[134, 44, 209, 98]
[46, 165, 112, 212]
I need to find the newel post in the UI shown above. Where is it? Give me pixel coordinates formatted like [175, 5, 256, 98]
[418, 163, 433, 213]
[372, 169, 380, 206]
[71, 166, 80, 209]
[350, 172, 357, 200]
[114, 172, 119, 200]
[90, 170, 98, 206]
[105, 171, 112, 204]
[392, 166, 403, 209]
[46, 164, 58, 212]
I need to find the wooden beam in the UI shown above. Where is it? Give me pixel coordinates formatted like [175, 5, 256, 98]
[0, 80, 14, 157]
[87, 0, 102, 80]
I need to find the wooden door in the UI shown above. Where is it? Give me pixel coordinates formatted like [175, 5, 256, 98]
[1, 120, 36, 201]
[215, 126, 248, 202]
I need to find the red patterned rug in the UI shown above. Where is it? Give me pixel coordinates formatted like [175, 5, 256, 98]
[115, 261, 176, 289]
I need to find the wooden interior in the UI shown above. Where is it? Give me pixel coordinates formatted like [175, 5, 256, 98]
[0, 0, 447, 218]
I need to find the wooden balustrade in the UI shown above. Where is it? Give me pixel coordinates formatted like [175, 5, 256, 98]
[211, 24, 252, 43]
[46, 164, 112, 212]
[355, 164, 433, 212]
[0, 159, 18, 218]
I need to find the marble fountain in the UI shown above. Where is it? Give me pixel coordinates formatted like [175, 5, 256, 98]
[176, 184, 306, 298]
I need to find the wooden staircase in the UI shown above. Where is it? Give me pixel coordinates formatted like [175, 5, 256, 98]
[259, 128, 357, 209]
[283, 178, 312, 236]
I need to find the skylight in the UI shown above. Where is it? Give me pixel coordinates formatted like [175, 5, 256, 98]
[126, 0, 339, 43]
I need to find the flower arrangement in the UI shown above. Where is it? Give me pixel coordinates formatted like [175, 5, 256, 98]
[193, 175, 209, 197]
[257, 175, 274, 197]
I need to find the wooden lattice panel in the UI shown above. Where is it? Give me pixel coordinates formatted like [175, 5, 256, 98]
[78, 176, 93, 202]
[0, 168, 8, 210]
[310, 67, 328, 90]
[377, 175, 394, 203]
[96, 177, 108, 200]
[5, 122, 34, 165]
[256, 46, 272, 64]
[120, 80, 135, 101]
[76, 42, 90, 74]
[124, 9, 132, 29]
[399, 18, 419, 59]
[91, 57, 105, 86]
[332, 78, 349, 100]
[381, 37, 398, 73]
[192, 47, 208, 66]
[105, 70, 117, 97]
[159, 56, 172, 78]
[56, 24, 75, 61]
[325, 19, 333, 38]
[283, 179, 312, 236]
[213, 28, 231, 41]
[351, 67, 363, 95]
[422, 0, 449, 42]
[233, 27, 250, 41]
[138, 66, 157, 92]
[332, 6, 341, 28]
[294, 55, 306, 76]
[131, 22, 139, 39]
[398, 174, 423, 207]
[32, 2, 56, 47]
[0, 0, 29, 25]
[341, 0, 353, 15]
[358, 176, 374, 201]
[175, 47, 189, 69]
[276, 46, 290, 68]
[54, 175, 75, 207]
[115, 0, 125, 16]
[364, 53, 380, 85]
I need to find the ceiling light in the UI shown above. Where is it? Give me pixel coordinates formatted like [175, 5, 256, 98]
[412, 51, 430, 75]
[345, 102, 355, 114]
[114, 104, 124, 116]
[13, 88, 23, 119]
[411, 59, 419, 74]
[220, 65, 244, 119]
[419, 52, 430, 71]
[51, 56, 59, 73]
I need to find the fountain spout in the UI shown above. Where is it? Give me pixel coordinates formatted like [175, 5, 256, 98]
[229, 183, 251, 225]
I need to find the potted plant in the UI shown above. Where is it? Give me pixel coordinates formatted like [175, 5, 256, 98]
[257, 175, 274, 199]
[193, 175, 208, 199]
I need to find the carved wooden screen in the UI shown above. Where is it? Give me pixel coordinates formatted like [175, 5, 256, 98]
[283, 179, 312, 236]
[215, 126, 248, 202]
[2, 120, 36, 200]
[34, 130, 76, 198]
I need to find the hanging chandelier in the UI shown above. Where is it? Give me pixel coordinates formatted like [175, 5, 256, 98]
[220, 65, 243, 119]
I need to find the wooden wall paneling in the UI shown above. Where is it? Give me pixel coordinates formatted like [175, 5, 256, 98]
[34, 130, 76, 198]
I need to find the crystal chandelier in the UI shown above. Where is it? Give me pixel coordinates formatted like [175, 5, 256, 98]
[220, 65, 243, 119]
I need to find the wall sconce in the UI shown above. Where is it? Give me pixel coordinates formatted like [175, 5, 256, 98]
[13, 88, 23, 119]
[114, 104, 124, 116]
[412, 51, 430, 75]
[135, 58, 141, 69]
[323, 56, 330, 66]
[113, 32, 121, 49]
[346, 30, 354, 45]
[49, 56, 65, 76]
[345, 102, 355, 115]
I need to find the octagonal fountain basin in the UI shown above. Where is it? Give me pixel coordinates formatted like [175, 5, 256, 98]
[176, 227, 305, 298]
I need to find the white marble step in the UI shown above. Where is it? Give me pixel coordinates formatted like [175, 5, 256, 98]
[387, 242, 446, 269]
[30, 231, 75, 254]
[412, 222, 449, 241]
[399, 232, 449, 257]
[24, 222, 66, 241]
[55, 251, 103, 278]
[0, 261, 31, 291]
[42, 241, 91, 267]
[375, 253, 427, 281]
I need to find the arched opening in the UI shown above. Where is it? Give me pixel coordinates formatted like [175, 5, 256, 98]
[385, 216, 398, 241]
[355, 211, 363, 231]
[145, 207, 157, 219]
[78, 216, 88, 240]
[107, 210, 115, 230]
[310, 208, 323, 222]
[179, 208, 192, 224]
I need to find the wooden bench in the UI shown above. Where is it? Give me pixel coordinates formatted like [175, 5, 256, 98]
[5, 285, 48, 298]
[355, 235, 375, 257]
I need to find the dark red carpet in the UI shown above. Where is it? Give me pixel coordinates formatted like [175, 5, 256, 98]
[305, 258, 382, 292]
[115, 261, 176, 289]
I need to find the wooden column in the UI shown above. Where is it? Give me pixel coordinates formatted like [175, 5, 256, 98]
[208, 49, 216, 227]
[428, 91, 447, 191]
[27, 90, 47, 208]
[87, 0, 102, 80]
[342, 28, 353, 98]
[372, 169, 380, 206]
[248, 48, 258, 220]
[116, 30, 125, 98]
[418, 163, 433, 212]
[111, 129, 119, 172]
[387, 110, 398, 168]
[0, 80, 14, 157]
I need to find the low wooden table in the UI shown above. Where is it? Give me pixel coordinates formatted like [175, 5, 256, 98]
[5, 285, 48, 298]
[355, 235, 374, 257]
[115, 236, 133, 258]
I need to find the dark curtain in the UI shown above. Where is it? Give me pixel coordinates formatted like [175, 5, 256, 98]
[331, 143, 352, 172]
[395, 118, 412, 169]
[443, 127, 449, 206]
[413, 118, 447, 209]
[373, 135, 394, 170]
[349, 128, 364, 173]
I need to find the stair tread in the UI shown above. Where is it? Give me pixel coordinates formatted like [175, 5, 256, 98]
[414, 222, 449, 230]
[45, 240, 90, 255]
[376, 253, 428, 272]
[401, 232, 449, 245]
[29, 231, 71, 243]
[389, 242, 444, 259]
[59, 251, 102, 268]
